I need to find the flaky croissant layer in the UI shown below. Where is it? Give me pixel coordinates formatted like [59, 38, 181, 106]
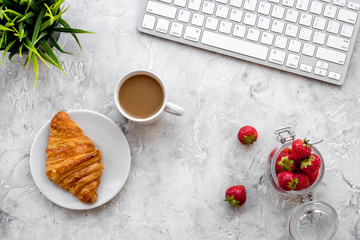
[46, 111, 104, 203]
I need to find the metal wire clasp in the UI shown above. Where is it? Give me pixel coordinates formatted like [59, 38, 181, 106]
[300, 192, 313, 204]
[274, 127, 296, 144]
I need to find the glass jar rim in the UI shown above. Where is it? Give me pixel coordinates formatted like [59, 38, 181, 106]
[287, 200, 339, 240]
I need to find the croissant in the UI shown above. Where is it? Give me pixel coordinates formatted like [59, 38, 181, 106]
[46, 111, 104, 203]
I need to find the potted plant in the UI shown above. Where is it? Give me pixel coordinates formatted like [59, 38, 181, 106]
[0, 0, 94, 87]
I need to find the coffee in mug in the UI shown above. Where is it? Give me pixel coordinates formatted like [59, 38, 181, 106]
[114, 70, 184, 125]
[118, 74, 164, 119]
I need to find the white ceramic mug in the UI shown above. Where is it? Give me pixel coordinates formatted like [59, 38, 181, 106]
[114, 70, 184, 125]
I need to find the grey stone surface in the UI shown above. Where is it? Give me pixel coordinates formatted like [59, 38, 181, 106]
[1, 0, 360, 239]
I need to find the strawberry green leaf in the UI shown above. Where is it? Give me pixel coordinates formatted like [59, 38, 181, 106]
[225, 195, 241, 207]
[287, 178, 299, 191]
[300, 155, 314, 169]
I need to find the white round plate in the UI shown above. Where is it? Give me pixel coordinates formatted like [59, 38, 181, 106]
[30, 110, 131, 210]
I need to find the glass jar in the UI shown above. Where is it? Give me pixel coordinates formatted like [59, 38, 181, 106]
[268, 127, 339, 240]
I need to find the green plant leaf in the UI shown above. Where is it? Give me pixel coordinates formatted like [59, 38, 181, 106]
[2, 39, 15, 66]
[52, 0, 65, 15]
[3, 9, 23, 18]
[58, 18, 82, 50]
[31, 8, 45, 43]
[37, 49, 62, 70]
[53, 27, 95, 34]
[0, 24, 14, 31]
[17, 12, 34, 23]
[49, 35, 71, 54]
[9, 51, 20, 64]
[24, 37, 49, 67]
[31, 52, 38, 88]
[38, 38, 65, 73]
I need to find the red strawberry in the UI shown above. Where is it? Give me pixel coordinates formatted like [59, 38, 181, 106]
[281, 147, 291, 155]
[275, 153, 296, 173]
[294, 171, 310, 190]
[291, 138, 312, 160]
[299, 154, 321, 174]
[237, 126, 258, 145]
[278, 171, 299, 191]
[225, 185, 246, 207]
[269, 147, 278, 163]
[308, 170, 319, 185]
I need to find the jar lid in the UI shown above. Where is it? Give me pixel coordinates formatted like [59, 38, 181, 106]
[288, 201, 339, 240]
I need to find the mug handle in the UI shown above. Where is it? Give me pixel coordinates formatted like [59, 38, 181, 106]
[165, 102, 184, 116]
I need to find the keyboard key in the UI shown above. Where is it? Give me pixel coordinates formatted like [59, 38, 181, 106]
[174, 0, 187, 7]
[156, 18, 170, 33]
[146, 1, 177, 19]
[191, 13, 205, 27]
[316, 47, 346, 64]
[348, 2, 360, 11]
[258, 2, 271, 15]
[159, 0, 172, 3]
[288, 39, 302, 52]
[269, 49, 286, 65]
[309, 1, 323, 15]
[257, 16, 271, 29]
[302, 43, 315, 56]
[328, 71, 341, 80]
[340, 24, 354, 38]
[313, 17, 326, 30]
[178, 9, 191, 22]
[260, 32, 274, 45]
[170, 22, 184, 37]
[286, 53, 300, 68]
[300, 63, 313, 72]
[316, 61, 329, 69]
[271, 20, 285, 33]
[296, 0, 310, 11]
[216, 5, 230, 18]
[205, 17, 219, 30]
[274, 36, 288, 49]
[299, 28, 312, 41]
[188, 0, 202, 11]
[184, 26, 201, 42]
[201, 30, 269, 60]
[230, 9, 243, 22]
[324, 5, 337, 18]
[314, 67, 327, 76]
[269, 0, 280, 3]
[244, 12, 257, 26]
[272, 6, 285, 19]
[333, 0, 346, 7]
[142, 14, 156, 30]
[337, 9, 358, 24]
[326, 35, 350, 51]
[216, 0, 228, 3]
[219, 21, 233, 34]
[202, 1, 216, 15]
[285, 24, 298, 37]
[313, 31, 326, 45]
[229, 0, 243, 8]
[326, 21, 340, 34]
[285, 9, 299, 22]
[243, 0, 258, 11]
[233, 24, 246, 37]
[299, 13, 313, 26]
[247, 28, 260, 41]
[282, 0, 295, 7]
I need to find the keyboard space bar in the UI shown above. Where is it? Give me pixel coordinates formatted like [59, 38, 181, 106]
[201, 31, 269, 60]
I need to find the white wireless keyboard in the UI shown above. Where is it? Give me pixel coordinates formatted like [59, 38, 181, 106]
[137, 0, 360, 85]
